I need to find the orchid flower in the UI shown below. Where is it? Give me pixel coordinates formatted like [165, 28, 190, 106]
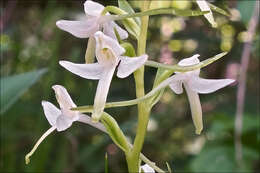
[25, 85, 106, 164]
[164, 54, 234, 134]
[56, 0, 128, 40]
[140, 164, 155, 173]
[196, 0, 217, 28]
[59, 31, 148, 122]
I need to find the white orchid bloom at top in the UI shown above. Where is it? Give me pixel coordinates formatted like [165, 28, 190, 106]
[56, 0, 128, 40]
[140, 164, 155, 173]
[168, 54, 234, 134]
[25, 85, 106, 164]
[59, 31, 148, 122]
[196, 0, 217, 28]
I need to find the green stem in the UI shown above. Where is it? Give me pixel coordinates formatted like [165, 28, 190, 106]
[85, 37, 96, 63]
[126, 2, 151, 172]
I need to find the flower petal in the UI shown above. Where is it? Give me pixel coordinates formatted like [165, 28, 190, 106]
[84, 0, 104, 17]
[140, 164, 155, 173]
[178, 54, 200, 66]
[78, 114, 107, 132]
[59, 61, 104, 80]
[103, 21, 128, 40]
[196, 0, 217, 27]
[94, 31, 125, 58]
[56, 19, 98, 38]
[41, 101, 61, 126]
[117, 54, 148, 78]
[184, 83, 203, 135]
[188, 77, 235, 94]
[56, 114, 73, 131]
[52, 85, 76, 109]
[92, 67, 116, 122]
[169, 80, 183, 94]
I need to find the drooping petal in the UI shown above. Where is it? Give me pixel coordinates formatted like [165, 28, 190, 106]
[41, 101, 61, 126]
[103, 21, 128, 40]
[167, 73, 188, 94]
[94, 31, 125, 61]
[84, 0, 104, 17]
[184, 83, 203, 135]
[25, 126, 56, 164]
[196, 0, 217, 28]
[56, 19, 99, 38]
[117, 54, 148, 78]
[140, 164, 155, 173]
[178, 54, 200, 66]
[59, 61, 104, 80]
[188, 77, 235, 94]
[56, 114, 73, 131]
[92, 67, 116, 122]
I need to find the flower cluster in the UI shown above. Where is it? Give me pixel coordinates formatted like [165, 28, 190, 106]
[26, 0, 234, 171]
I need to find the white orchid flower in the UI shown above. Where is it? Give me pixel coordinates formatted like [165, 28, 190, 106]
[25, 85, 106, 164]
[196, 0, 217, 28]
[165, 54, 234, 134]
[56, 0, 128, 40]
[140, 164, 155, 173]
[59, 31, 148, 122]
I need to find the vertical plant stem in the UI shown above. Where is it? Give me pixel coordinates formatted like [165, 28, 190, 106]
[126, 1, 151, 172]
[235, 1, 259, 168]
[85, 37, 95, 63]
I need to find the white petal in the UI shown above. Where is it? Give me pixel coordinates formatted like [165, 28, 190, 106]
[52, 85, 76, 109]
[78, 114, 107, 132]
[169, 80, 183, 94]
[196, 0, 217, 27]
[94, 31, 125, 58]
[103, 21, 128, 40]
[140, 164, 155, 173]
[56, 114, 73, 131]
[56, 19, 98, 38]
[84, 0, 104, 17]
[59, 61, 104, 80]
[117, 54, 148, 78]
[41, 101, 61, 126]
[178, 54, 200, 66]
[188, 77, 235, 94]
[92, 67, 116, 122]
[184, 83, 203, 135]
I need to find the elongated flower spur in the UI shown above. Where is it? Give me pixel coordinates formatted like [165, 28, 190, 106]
[56, 0, 128, 40]
[196, 0, 217, 28]
[59, 31, 148, 122]
[25, 85, 106, 164]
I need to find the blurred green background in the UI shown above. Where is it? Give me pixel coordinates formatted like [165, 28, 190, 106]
[1, 0, 259, 172]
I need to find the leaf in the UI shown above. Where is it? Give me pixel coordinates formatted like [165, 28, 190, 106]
[118, 0, 141, 26]
[0, 68, 47, 114]
[237, 0, 256, 23]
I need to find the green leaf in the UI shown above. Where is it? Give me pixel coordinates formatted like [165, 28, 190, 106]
[118, 0, 141, 26]
[237, 0, 256, 23]
[0, 68, 47, 114]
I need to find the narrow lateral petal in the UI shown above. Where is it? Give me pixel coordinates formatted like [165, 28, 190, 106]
[140, 164, 155, 173]
[52, 85, 76, 109]
[56, 114, 73, 131]
[84, 0, 104, 17]
[92, 67, 116, 122]
[78, 114, 107, 132]
[56, 19, 98, 38]
[117, 54, 148, 78]
[59, 61, 104, 80]
[41, 101, 61, 126]
[184, 83, 203, 135]
[103, 21, 128, 40]
[169, 80, 183, 94]
[196, 0, 217, 27]
[189, 77, 235, 94]
[94, 31, 125, 57]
